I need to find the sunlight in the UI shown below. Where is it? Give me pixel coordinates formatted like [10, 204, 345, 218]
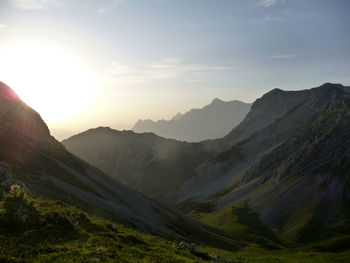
[0, 41, 96, 124]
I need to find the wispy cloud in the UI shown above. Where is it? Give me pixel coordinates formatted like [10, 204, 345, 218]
[270, 54, 297, 59]
[10, 0, 62, 10]
[98, 0, 125, 13]
[0, 24, 7, 28]
[247, 13, 283, 23]
[256, 0, 285, 7]
[101, 58, 241, 84]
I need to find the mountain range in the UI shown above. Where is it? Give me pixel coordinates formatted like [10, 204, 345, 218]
[0, 81, 235, 244]
[63, 83, 350, 243]
[132, 98, 251, 142]
[2, 80, 350, 261]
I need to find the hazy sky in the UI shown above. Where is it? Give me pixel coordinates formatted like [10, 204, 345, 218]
[0, 0, 349, 139]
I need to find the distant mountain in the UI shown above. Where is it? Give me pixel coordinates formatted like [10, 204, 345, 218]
[64, 83, 350, 242]
[132, 98, 251, 142]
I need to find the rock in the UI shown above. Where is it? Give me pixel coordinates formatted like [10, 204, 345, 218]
[179, 241, 190, 250]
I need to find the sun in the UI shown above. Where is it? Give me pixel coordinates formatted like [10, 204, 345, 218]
[0, 40, 96, 125]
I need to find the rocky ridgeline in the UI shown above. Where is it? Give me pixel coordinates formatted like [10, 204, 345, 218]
[133, 98, 251, 142]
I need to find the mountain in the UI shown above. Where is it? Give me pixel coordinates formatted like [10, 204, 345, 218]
[63, 83, 350, 242]
[0, 81, 229, 241]
[132, 98, 251, 142]
[2, 81, 348, 263]
[63, 128, 214, 199]
[173, 83, 350, 240]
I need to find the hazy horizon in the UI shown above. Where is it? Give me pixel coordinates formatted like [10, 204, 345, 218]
[1, 0, 349, 139]
[49, 96, 252, 141]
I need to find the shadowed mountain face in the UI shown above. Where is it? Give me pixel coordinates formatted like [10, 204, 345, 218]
[0, 81, 218, 238]
[133, 99, 251, 142]
[63, 83, 350, 239]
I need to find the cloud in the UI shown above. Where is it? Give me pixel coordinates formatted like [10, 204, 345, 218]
[101, 58, 240, 84]
[247, 14, 282, 23]
[0, 24, 7, 28]
[270, 54, 297, 59]
[256, 0, 285, 7]
[98, 0, 125, 13]
[10, 0, 62, 10]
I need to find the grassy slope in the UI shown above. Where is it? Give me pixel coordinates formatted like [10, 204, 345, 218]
[0, 186, 349, 262]
[189, 203, 350, 259]
[189, 204, 281, 249]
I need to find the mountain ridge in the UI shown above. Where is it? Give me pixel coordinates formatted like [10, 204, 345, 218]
[133, 98, 251, 142]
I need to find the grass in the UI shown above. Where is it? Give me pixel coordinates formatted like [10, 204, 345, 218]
[0, 185, 349, 262]
[189, 203, 280, 249]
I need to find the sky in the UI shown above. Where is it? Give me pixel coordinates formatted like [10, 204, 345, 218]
[0, 0, 349, 140]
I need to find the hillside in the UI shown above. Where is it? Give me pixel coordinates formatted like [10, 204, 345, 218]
[0, 81, 236, 245]
[133, 99, 251, 142]
[2, 188, 350, 262]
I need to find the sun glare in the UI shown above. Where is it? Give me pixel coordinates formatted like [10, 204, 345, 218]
[0, 41, 96, 124]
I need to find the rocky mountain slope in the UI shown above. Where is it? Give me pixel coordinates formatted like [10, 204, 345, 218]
[133, 98, 251, 142]
[0, 81, 230, 242]
[63, 83, 350, 241]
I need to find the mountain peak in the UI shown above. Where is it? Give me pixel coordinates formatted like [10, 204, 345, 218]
[319, 82, 344, 88]
[267, 88, 285, 95]
[0, 81, 20, 102]
[211, 98, 223, 104]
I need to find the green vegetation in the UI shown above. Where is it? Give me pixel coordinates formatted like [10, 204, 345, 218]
[0, 185, 349, 262]
[189, 203, 350, 262]
[189, 203, 279, 249]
